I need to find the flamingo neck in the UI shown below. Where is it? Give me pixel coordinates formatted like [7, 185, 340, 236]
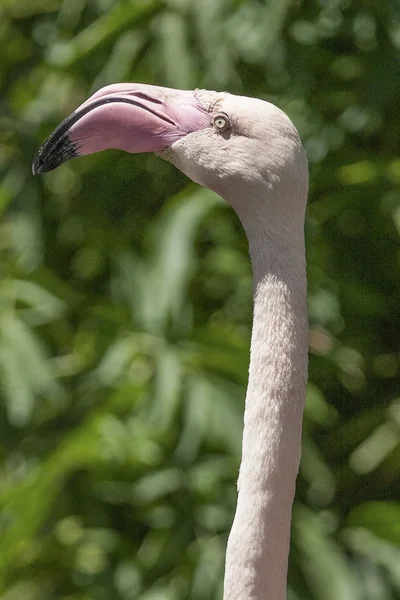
[223, 204, 308, 600]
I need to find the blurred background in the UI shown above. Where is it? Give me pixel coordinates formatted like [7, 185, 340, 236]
[1, 0, 400, 599]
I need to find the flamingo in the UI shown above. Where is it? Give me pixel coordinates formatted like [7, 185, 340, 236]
[33, 84, 308, 600]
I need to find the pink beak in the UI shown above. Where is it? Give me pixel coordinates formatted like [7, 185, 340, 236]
[32, 83, 210, 174]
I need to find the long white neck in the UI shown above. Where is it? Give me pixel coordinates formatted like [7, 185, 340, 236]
[223, 188, 308, 600]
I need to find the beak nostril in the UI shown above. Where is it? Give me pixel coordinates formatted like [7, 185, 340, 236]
[130, 92, 163, 104]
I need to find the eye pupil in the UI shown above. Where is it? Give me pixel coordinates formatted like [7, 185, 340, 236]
[213, 113, 230, 132]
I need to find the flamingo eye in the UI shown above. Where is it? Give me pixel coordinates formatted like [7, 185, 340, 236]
[213, 113, 230, 132]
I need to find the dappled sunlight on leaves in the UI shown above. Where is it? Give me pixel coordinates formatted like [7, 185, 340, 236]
[1, 0, 400, 598]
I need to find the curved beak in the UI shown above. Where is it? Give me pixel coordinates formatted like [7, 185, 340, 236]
[32, 83, 210, 175]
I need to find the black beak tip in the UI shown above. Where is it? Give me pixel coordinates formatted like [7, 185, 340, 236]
[32, 152, 43, 175]
[32, 133, 79, 176]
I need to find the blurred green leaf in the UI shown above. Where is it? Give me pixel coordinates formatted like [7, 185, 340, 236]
[47, 0, 164, 67]
[1, 0, 400, 598]
[347, 502, 400, 545]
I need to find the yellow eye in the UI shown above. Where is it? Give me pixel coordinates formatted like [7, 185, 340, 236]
[213, 113, 230, 132]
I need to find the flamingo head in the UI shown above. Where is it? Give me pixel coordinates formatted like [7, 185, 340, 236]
[33, 83, 308, 226]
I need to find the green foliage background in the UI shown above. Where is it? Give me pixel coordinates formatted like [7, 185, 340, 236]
[1, 0, 400, 598]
